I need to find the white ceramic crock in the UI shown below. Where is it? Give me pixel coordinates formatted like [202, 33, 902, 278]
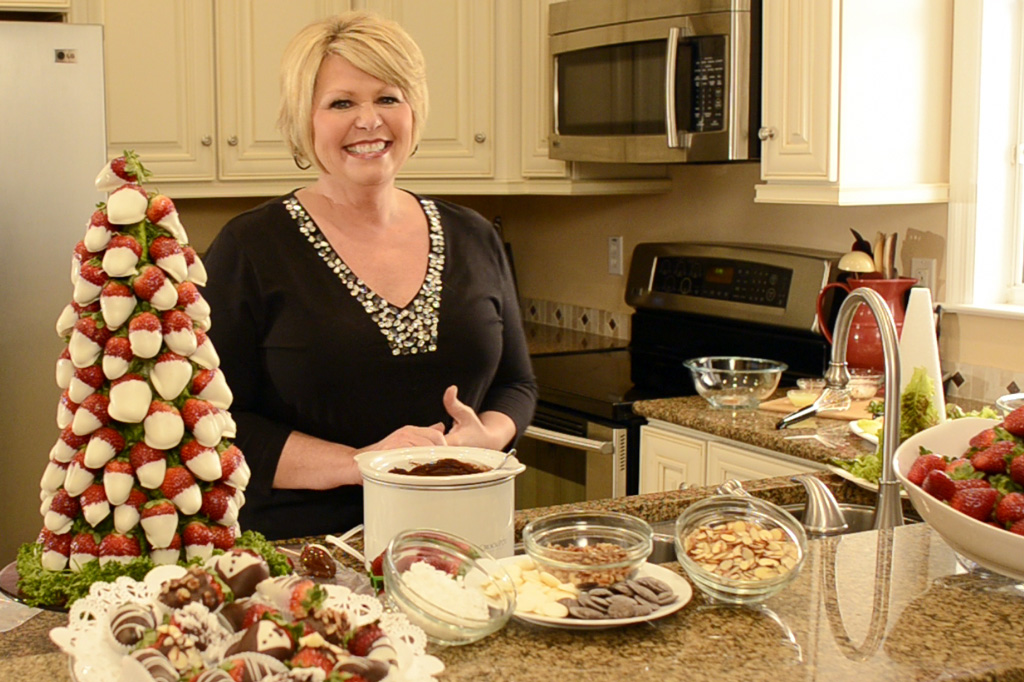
[355, 446, 526, 563]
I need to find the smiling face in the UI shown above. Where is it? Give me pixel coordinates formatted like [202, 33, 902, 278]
[310, 54, 415, 188]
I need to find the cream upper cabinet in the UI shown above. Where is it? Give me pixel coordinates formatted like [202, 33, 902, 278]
[0, 0, 69, 9]
[755, 0, 953, 206]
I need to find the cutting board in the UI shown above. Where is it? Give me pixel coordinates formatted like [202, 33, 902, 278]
[758, 397, 875, 421]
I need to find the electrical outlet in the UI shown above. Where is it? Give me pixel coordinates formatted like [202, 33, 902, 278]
[608, 236, 624, 275]
[911, 257, 936, 293]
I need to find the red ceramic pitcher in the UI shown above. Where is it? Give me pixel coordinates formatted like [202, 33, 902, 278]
[815, 276, 918, 371]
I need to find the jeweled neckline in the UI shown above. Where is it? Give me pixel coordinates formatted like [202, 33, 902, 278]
[284, 195, 444, 355]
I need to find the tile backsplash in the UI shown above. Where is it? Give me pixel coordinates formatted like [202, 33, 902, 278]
[519, 297, 631, 340]
[945, 363, 1024, 404]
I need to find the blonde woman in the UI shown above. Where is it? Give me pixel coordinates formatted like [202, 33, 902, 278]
[203, 12, 536, 540]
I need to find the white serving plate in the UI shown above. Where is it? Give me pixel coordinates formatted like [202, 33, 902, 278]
[849, 418, 882, 445]
[499, 557, 692, 630]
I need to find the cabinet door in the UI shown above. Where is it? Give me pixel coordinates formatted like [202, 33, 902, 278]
[758, 0, 837, 183]
[78, 0, 216, 181]
[520, 0, 566, 178]
[215, 0, 351, 181]
[359, 0, 494, 178]
[706, 442, 819, 485]
[639, 427, 706, 494]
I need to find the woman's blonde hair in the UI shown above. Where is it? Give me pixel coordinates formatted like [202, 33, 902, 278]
[278, 11, 428, 172]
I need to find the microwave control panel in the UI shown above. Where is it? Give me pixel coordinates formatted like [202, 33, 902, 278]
[685, 36, 727, 132]
[651, 256, 792, 308]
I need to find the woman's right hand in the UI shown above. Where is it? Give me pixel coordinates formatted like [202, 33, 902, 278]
[360, 423, 447, 453]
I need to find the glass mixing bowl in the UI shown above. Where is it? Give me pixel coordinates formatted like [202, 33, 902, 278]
[683, 357, 787, 410]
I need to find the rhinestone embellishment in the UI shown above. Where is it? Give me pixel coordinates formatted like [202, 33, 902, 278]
[285, 196, 444, 355]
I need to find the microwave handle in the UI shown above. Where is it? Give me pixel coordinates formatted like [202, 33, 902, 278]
[523, 425, 613, 455]
[665, 27, 681, 149]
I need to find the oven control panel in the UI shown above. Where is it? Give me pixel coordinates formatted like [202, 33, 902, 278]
[651, 256, 792, 308]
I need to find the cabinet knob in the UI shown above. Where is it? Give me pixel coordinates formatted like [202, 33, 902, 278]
[757, 127, 776, 141]
[474, 132, 486, 144]
[227, 136, 239, 146]
[201, 136, 213, 147]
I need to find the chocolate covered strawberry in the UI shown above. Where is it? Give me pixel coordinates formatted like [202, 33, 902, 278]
[99, 532, 142, 566]
[68, 364, 104, 403]
[182, 245, 208, 286]
[161, 466, 201, 514]
[44, 489, 80, 534]
[71, 392, 111, 436]
[180, 439, 222, 481]
[107, 373, 152, 423]
[150, 352, 192, 401]
[140, 499, 179, 548]
[129, 442, 167, 489]
[94, 150, 148, 191]
[55, 347, 74, 388]
[146, 194, 188, 243]
[113, 487, 148, 533]
[150, 235, 187, 282]
[182, 398, 223, 447]
[50, 426, 89, 463]
[68, 316, 111, 368]
[56, 391, 78, 429]
[101, 232, 143, 278]
[106, 183, 148, 225]
[64, 449, 100, 497]
[189, 328, 220, 369]
[70, 240, 101, 286]
[133, 264, 177, 311]
[151, 532, 182, 565]
[161, 309, 197, 356]
[55, 303, 78, 339]
[38, 529, 71, 571]
[83, 426, 126, 468]
[72, 262, 108, 306]
[39, 459, 69, 493]
[102, 336, 133, 380]
[220, 445, 251, 490]
[81, 483, 111, 527]
[183, 521, 215, 561]
[103, 459, 135, 505]
[144, 400, 184, 450]
[201, 484, 239, 526]
[83, 208, 116, 252]
[128, 311, 162, 359]
[176, 280, 211, 321]
[99, 280, 137, 330]
[192, 369, 233, 410]
[69, 532, 100, 571]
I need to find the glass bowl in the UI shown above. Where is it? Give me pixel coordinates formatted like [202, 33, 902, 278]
[381, 528, 516, 645]
[521, 511, 653, 588]
[996, 392, 1024, 416]
[683, 357, 787, 410]
[673, 496, 807, 605]
[847, 368, 884, 400]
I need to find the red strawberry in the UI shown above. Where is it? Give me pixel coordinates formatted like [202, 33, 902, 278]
[129, 442, 167, 489]
[290, 647, 335, 675]
[370, 552, 384, 578]
[945, 457, 973, 475]
[99, 280, 137, 329]
[95, 151, 146, 190]
[114, 487, 148, 533]
[101, 233, 143, 277]
[179, 439, 223, 481]
[73, 262, 109, 305]
[161, 466, 201, 514]
[183, 521, 214, 561]
[288, 580, 323, 618]
[182, 245, 208, 286]
[72, 239, 101, 267]
[103, 459, 135, 505]
[968, 428, 998, 450]
[347, 623, 385, 657]
[220, 445, 250, 490]
[143, 400, 185, 450]
[106, 183, 148, 225]
[83, 426, 126, 468]
[68, 364, 104, 403]
[1010, 455, 1024, 487]
[132, 264, 176, 310]
[71, 392, 110, 437]
[69, 531, 100, 570]
[1003, 406, 1024, 437]
[161, 309, 197, 355]
[102, 336, 133, 380]
[201, 484, 239, 526]
[44, 489, 80, 534]
[140, 499, 179, 548]
[921, 469, 957, 502]
[950, 487, 999, 522]
[150, 532, 183, 565]
[39, 459, 70, 493]
[80, 483, 111, 527]
[995, 492, 1024, 526]
[176, 280, 211, 318]
[128, 311, 163, 359]
[38, 528, 71, 571]
[150, 351, 192, 401]
[191, 368, 232, 410]
[241, 603, 278, 629]
[209, 524, 236, 551]
[1010, 519, 1024, 536]
[953, 478, 992, 491]
[971, 441, 1014, 474]
[98, 532, 142, 566]
[182, 398, 222, 447]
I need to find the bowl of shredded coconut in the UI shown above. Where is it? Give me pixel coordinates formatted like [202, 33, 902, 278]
[381, 529, 517, 645]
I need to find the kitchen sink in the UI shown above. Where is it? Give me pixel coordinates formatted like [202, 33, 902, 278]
[647, 504, 922, 564]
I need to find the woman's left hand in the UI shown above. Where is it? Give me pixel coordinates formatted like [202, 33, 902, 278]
[443, 385, 516, 450]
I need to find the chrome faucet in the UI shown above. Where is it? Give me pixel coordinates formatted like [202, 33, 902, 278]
[779, 287, 904, 530]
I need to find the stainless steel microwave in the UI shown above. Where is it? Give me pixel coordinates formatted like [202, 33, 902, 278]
[549, 0, 761, 164]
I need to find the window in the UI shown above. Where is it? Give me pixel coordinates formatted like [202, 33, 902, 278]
[945, 0, 1024, 313]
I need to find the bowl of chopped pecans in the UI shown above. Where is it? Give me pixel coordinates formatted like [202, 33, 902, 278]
[521, 511, 654, 588]
[673, 496, 807, 605]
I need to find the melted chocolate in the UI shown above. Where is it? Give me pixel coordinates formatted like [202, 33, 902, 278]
[388, 457, 491, 476]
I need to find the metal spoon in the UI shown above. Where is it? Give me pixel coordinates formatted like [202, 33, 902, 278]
[495, 448, 517, 470]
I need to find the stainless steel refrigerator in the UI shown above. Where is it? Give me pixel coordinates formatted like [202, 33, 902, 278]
[0, 21, 107, 562]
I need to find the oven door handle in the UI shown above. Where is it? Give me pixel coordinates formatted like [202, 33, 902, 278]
[523, 426, 613, 455]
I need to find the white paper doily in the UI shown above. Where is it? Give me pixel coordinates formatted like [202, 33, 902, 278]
[49, 572, 444, 682]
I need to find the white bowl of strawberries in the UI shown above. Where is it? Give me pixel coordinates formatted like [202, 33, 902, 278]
[895, 412, 1024, 581]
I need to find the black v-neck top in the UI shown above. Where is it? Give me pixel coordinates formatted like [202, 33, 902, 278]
[202, 192, 537, 540]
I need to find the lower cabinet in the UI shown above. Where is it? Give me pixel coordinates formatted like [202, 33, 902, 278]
[639, 421, 823, 494]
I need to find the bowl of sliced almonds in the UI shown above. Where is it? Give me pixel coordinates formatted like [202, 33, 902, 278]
[674, 496, 807, 604]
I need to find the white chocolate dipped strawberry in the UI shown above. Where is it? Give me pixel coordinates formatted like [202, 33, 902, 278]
[220, 445, 251, 491]
[191, 368, 232, 410]
[129, 442, 167, 489]
[64, 449, 100, 497]
[102, 336, 133, 380]
[179, 440, 222, 482]
[150, 235, 188, 282]
[146, 194, 188, 244]
[55, 348, 74, 389]
[189, 329, 220, 369]
[182, 399, 222, 447]
[72, 263, 108, 306]
[151, 533, 182, 565]
[84, 426, 126, 468]
[101, 233, 143, 278]
[161, 466, 201, 515]
[128, 311, 163, 359]
[55, 304, 78, 339]
[69, 532, 100, 572]
[50, 426, 88, 463]
[71, 392, 111, 436]
[140, 499, 179, 548]
[219, 410, 237, 439]
[83, 208, 117, 252]
[133, 264, 177, 311]
[182, 246, 207, 286]
[38, 529, 71, 572]
[113, 488, 147, 534]
[183, 521, 214, 562]
[69, 317, 111, 368]
[99, 281, 137, 330]
[71, 241, 101, 287]
[68, 364, 104, 403]
[44, 489, 79, 534]
[94, 151, 148, 192]
[200, 484, 239, 527]
[98, 533, 142, 567]
[144, 400, 184, 450]
[108, 373, 152, 423]
[80, 483, 111, 527]
[103, 459, 135, 505]
[39, 490, 55, 517]
[162, 310, 197, 356]
[39, 459, 69, 493]
[56, 391, 78, 429]
[106, 184, 148, 225]
[150, 352, 192, 401]
[176, 281, 211, 323]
